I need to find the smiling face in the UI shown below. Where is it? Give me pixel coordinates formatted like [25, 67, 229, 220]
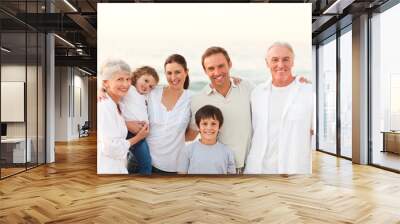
[203, 53, 231, 88]
[135, 74, 157, 95]
[266, 45, 294, 83]
[165, 62, 188, 90]
[198, 117, 220, 144]
[103, 71, 131, 101]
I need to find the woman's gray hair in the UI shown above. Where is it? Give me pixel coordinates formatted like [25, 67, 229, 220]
[100, 59, 131, 81]
[266, 42, 295, 59]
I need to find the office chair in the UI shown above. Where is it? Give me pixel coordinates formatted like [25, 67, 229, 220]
[79, 121, 90, 138]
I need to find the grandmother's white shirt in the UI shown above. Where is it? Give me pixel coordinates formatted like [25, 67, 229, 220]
[146, 86, 192, 172]
[120, 86, 148, 122]
[97, 97, 130, 174]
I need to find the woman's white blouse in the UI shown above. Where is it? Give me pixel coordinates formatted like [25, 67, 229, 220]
[97, 97, 130, 174]
[147, 86, 192, 172]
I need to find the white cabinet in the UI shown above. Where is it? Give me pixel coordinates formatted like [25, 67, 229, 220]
[1, 138, 32, 163]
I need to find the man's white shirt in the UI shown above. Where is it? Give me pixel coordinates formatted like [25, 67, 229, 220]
[262, 82, 294, 173]
[245, 77, 314, 174]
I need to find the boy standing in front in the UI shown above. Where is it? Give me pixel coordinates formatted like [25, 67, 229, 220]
[177, 105, 236, 174]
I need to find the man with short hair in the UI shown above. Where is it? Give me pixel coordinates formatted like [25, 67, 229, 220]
[244, 42, 314, 174]
[188, 46, 254, 174]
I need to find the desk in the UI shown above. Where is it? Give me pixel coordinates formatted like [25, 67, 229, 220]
[381, 131, 400, 154]
[1, 138, 31, 163]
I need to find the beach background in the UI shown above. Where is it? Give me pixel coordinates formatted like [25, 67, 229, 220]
[97, 3, 312, 93]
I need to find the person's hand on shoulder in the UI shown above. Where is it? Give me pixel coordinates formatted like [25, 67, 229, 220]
[231, 76, 242, 85]
[298, 76, 312, 84]
[97, 87, 108, 101]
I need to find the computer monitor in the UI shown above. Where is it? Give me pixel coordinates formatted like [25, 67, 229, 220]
[1, 123, 7, 137]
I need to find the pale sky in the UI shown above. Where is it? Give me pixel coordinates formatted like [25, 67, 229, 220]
[98, 3, 311, 90]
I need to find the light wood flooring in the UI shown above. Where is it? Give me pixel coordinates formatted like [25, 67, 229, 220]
[372, 150, 400, 171]
[1, 163, 44, 178]
[1, 167, 26, 178]
[0, 135, 400, 223]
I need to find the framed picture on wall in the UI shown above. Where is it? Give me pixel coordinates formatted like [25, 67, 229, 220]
[97, 3, 313, 175]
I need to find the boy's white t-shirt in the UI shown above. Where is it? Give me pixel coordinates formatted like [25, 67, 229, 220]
[120, 86, 148, 122]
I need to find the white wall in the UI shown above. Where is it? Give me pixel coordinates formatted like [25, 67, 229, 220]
[71, 71, 89, 139]
[55, 66, 69, 141]
[1, 66, 25, 132]
[1, 65, 37, 138]
[1, 64, 46, 164]
[54, 67, 89, 141]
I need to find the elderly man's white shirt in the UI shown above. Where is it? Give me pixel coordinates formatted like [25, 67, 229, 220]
[97, 97, 130, 174]
[245, 77, 314, 174]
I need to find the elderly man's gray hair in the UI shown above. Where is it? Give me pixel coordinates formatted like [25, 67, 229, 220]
[266, 42, 295, 59]
[100, 59, 131, 81]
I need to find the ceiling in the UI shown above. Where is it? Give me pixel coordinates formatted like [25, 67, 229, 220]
[0, 0, 391, 75]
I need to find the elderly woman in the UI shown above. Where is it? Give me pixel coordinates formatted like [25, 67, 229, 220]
[97, 59, 149, 174]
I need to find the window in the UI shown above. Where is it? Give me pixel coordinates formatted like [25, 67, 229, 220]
[317, 37, 337, 154]
[0, 2, 46, 179]
[339, 28, 352, 158]
[371, 2, 400, 171]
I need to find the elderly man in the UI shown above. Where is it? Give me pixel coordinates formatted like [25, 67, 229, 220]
[188, 46, 254, 174]
[244, 42, 314, 174]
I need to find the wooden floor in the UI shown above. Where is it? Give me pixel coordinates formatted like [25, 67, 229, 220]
[1, 167, 26, 178]
[1, 135, 400, 223]
[1, 163, 44, 178]
[373, 150, 400, 171]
